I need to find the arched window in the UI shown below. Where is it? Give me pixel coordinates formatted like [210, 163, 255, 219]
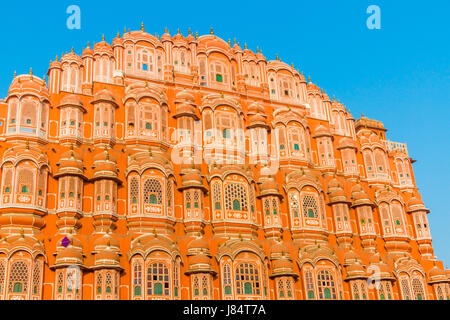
[136, 49, 154, 73]
[140, 105, 159, 138]
[317, 270, 337, 300]
[143, 179, 162, 205]
[129, 177, 139, 206]
[213, 182, 222, 211]
[412, 278, 425, 300]
[147, 262, 170, 297]
[133, 261, 143, 297]
[96, 273, 102, 294]
[235, 263, 260, 296]
[209, 61, 228, 86]
[225, 183, 248, 212]
[223, 263, 232, 296]
[305, 270, 315, 299]
[16, 168, 34, 196]
[8, 261, 28, 294]
[400, 278, 412, 300]
[302, 194, 318, 218]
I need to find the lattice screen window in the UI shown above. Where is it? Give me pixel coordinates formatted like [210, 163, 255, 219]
[0, 261, 5, 294]
[185, 191, 191, 209]
[289, 192, 300, 218]
[129, 177, 139, 205]
[317, 270, 337, 300]
[16, 168, 34, 194]
[146, 262, 170, 296]
[96, 273, 102, 294]
[193, 276, 200, 296]
[224, 183, 248, 211]
[105, 272, 113, 294]
[57, 271, 64, 294]
[352, 282, 360, 299]
[412, 278, 425, 300]
[133, 261, 143, 296]
[235, 263, 260, 296]
[193, 191, 200, 209]
[286, 278, 293, 298]
[223, 263, 232, 295]
[305, 270, 315, 299]
[143, 179, 162, 204]
[213, 182, 222, 210]
[173, 259, 180, 298]
[2, 167, 12, 194]
[201, 276, 209, 296]
[8, 261, 29, 293]
[264, 199, 270, 216]
[167, 180, 173, 208]
[400, 278, 412, 300]
[278, 279, 285, 298]
[31, 261, 42, 295]
[302, 194, 318, 218]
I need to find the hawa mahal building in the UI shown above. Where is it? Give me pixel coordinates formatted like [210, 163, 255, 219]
[0, 25, 448, 301]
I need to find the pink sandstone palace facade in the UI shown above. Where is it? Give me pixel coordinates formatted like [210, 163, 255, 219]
[0, 25, 448, 301]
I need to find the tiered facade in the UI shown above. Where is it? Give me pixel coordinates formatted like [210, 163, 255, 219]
[0, 25, 448, 300]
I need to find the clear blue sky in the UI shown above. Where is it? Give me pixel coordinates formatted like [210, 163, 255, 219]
[0, 1, 449, 264]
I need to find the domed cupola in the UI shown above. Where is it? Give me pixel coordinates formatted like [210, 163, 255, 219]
[92, 147, 119, 181]
[247, 101, 269, 129]
[92, 233, 122, 270]
[174, 90, 198, 119]
[55, 147, 85, 179]
[327, 177, 350, 205]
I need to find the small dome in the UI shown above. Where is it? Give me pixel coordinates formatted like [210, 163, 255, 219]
[92, 88, 117, 105]
[187, 237, 209, 251]
[8, 73, 49, 100]
[161, 31, 172, 42]
[337, 137, 357, 150]
[313, 125, 332, 138]
[93, 39, 113, 55]
[59, 94, 84, 109]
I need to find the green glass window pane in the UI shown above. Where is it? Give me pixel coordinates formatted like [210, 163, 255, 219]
[294, 144, 300, 151]
[233, 199, 241, 211]
[308, 290, 314, 299]
[215, 202, 221, 210]
[154, 283, 163, 295]
[216, 74, 223, 82]
[225, 286, 232, 295]
[150, 194, 157, 204]
[134, 286, 142, 296]
[324, 288, 331, 299]
[244, 282, 252, 295]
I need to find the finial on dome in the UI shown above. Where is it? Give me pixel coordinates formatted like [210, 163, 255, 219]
[361, 112, 364, 117]
[195, 31, 198, 39]
[13, 71, 16, 78]
[117, 31, 120, 38]
[128, 28, 131, 33]
[177, 28, 180, 34]
[244, 42, 247, 49]
[124, 26, 127, 34]
[102, 34, 105, 41]
[30, 68, 33, 76]
[56, 55, 59, 62]
[165, 27, 168, 33]
[291, 63, 294, 68]
[87, 41, 90, 48]
[141, 22, 145, 32]
[308, 75, 311, 83]
[257, 47, 259, 53]
[189, 27, 192, 35]
[71, 47, 74, 53]
[210, 27, 214, 35]
[228, 39, 231, 46]
[276, 53, 279, 60]
[234, 38, 236, 45]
